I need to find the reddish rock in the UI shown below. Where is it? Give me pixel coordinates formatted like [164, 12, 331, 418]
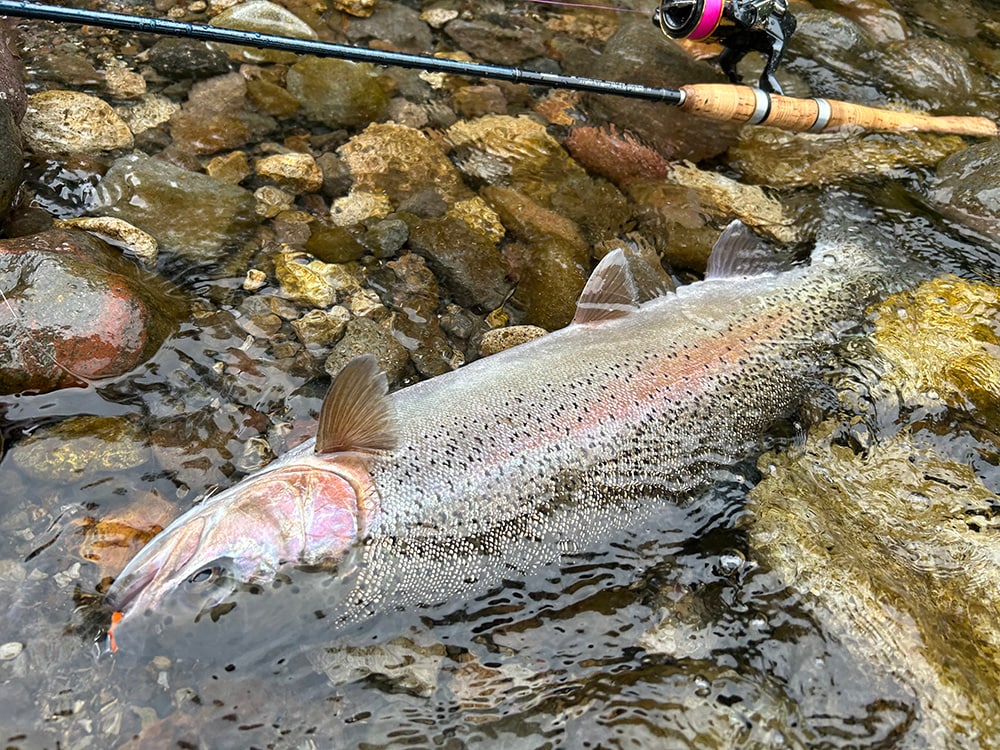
[0, 229, 180, 395]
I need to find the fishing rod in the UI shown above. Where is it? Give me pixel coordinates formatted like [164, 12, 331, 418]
[0, 0, 995, 137]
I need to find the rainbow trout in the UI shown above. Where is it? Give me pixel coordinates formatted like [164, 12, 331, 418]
[106, 222, 886, 650]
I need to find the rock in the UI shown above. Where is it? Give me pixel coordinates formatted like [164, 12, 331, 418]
[383, 253, 462, 377]
[926, 140, 1000, 240]
[331, 0, 376, 19]
[482, 185, 588, 330]
[274, 249, 360, 308]
[330, 191, 393, 227]
[340, 123, 469, 206]
[786, 10, 877, 97]
[871, 275, 1000, 425]
[145, 37, 234, 80]
[324, 317, 410, 385]
[749, 420, 1000, 746]
[93, 154, 258, 263]
[254, 152, 323, 194]
[291, 307, 351, 348]
[564, 125, 670, 186]
[169, 73, 257, 155]
[21, 90, 133, 155]
[479, 325, 547, 356]
[578, 21, 741, 163]
[286, 57, 392, 130]
[210, 0, 318, 64]
[0, 34, 22, 218]
[876, 38, 976, 113]
[404, 211, 511, 311]
[115, 94, 180, 137]
[308, 637, 446, 696]
[254, 185, 295, 218]
[0, 229, 179, 394]
[444, 18, 546, 65]
[103, 66, 147, 100]
[10, 416, 150, 483]
[53, 216, 159, 265]
[363, 218, 408, 259]
[245, 77, 301, 117]
[205, 150, 251, 184]
[453, 84, 507, 118]
[305, 224, 366, 264]
[0, 23, 26, 123]
[810, 0, 907, 43]
[446, 115, 629, 242]
[345, 2, 432, 53]
[729, 127, 968, 189]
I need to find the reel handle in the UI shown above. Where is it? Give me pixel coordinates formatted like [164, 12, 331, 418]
[678, 84, 999, 137]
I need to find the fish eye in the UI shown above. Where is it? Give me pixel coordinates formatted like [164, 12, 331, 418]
[187, 565, 222, 585]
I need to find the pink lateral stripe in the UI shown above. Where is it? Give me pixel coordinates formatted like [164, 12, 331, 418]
[689, 0, 724, 40]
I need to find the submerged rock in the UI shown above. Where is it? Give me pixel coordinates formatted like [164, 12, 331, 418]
[0, 24, 23, 219]
[926, 140, 1000, 240]
[729, 127, 967, 189]
[10, 415, 150, 484]
[871, 275, 1000, 425]
[93, 154, 258, 263]
[210, 0, 318, 64]
[324, 316, 410, 385]
[0, 229, 179, 394]
[749, 420, 1000, 746]
[286, 57, 392, 130]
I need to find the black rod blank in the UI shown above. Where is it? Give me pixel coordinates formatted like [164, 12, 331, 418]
[0, 0, 685, 104]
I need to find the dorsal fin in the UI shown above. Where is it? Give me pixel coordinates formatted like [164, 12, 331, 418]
[572, 249, 640, 324]
[706, 220, 789, 279]
[316, 354, 398, 455]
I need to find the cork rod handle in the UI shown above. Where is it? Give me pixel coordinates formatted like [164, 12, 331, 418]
[678, 84, 999, 138]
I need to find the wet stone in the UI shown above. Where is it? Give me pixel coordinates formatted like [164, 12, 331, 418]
[345, 2, 432, 53]
[364, 218, 408, 259]
[340, 122, 469, 207]
[211, 0, 319, 64]
[169, 72, 257, 155]
[115, 94, 180, 137]
[22, 90, 133, 155]
[453, 85, 508, 118]
[205, 150, 251, 184]
[404, 212, 511, 311]
[254, 152, 323, 194]
[245, 77, 301, 118]
[483, 185, 588, 330]
[10, 415, 150, 483]
[876, 38, 976, 113]
[926, 140, 1000, 239]
[330, 191, 393, 227]
[103, 66, 147, 100]
[729, 127, 967, 189]
[444, 18, 546, 65]
[145, 37, 234, 80]
[479, 325, 547, 356]
[254, 185, 295, 218]
[286, 57, 392, 130]
[291, 307, 351, 348]
[579, 22, 741, 163]
[324, 316, 410, 385]
[93, 153, 258, 263]
[305, 224, 366, 264]
[274, 250, 360, 308]
[0, 228, 179, 394]
[54, 216, 159, 265]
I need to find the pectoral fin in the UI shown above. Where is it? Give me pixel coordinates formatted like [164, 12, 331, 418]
[316, 355, 399, 455]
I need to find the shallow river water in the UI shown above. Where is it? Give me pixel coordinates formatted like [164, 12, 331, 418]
[1, 0, 999, 747]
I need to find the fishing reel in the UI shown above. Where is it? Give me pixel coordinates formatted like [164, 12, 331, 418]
[652, 0, 796, 94]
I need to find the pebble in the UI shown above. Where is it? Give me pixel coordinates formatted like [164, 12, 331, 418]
[254, 152, 323, 194]
[0, 642, 24, 660]
[479, 325, 547, 356]
[210, 0, 318, 64]
[291, 307, 351, 348]
[324, 317, 410, 385]
[22, 90, 134, 155]
[54, 216, 159, 265]
[274, 250, 360, 308]
[103, 66, 147, 100]
[206, 150, 251, 183]
[115, 93, 180, 136]
[330, 191, 393, 227]
[254, 185, 295, 218]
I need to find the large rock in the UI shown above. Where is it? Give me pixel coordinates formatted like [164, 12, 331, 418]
[21, 90, 133, 155]
[0, 229, 180, 395]
[0, 21, 24, 219]
[92, 154, 259, 263]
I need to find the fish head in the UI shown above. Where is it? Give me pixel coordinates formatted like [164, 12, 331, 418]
[105, 463, 375, 652]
